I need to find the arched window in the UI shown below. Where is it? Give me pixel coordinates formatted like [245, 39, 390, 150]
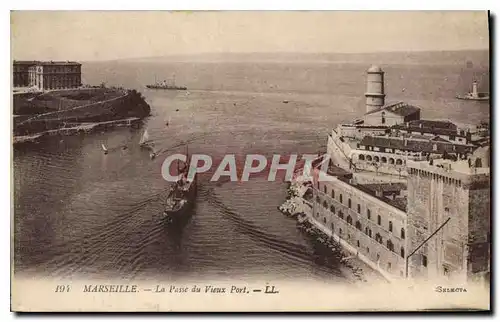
[381, 157, 387, 163]
[368, 229, 372, 238]
[381, 111, 386, 124]
[374, 156, 380, 162]
[331, 189, 335, 198]
[339, 194, 343, 203]
[357, 240, 360, 248]
[347, 215, 353, 225]
[365, 227, 369, 235]
[339, 228, 343, 235]
[475, 158, 482, 168]
[396, 159, 403, 165]
[387, 239, 394, 252]
[367, 209, 371, 219]
[323, 217, 327, 224]
[355, 221, 362, 231]
[400, 247, 405, 258]
[323, 186, 327, 193]
[377, 215, 381, 225]
[348, 198, 352, 208]
[375, 233, 383, 244]
[357, 204, 361, 213]
[323, 200, 328, 209]
[359, 154, 365, 161]
[389, 221, 393, 232]
[389, 158, 395, 165]
[401, 228, 405, 240]
[366, 155, 373, 161]
[338, 211, 344, 220]
[330, 205, 335, 213]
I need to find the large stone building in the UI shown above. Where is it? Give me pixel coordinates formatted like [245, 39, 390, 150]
[12, 60, 82, 90]
[327, 65, 479, 177]
[310, 166, 408, 280]
[305, 144, 490, 283]
[406, 146, 490, 284]
[13, 60, 37, 87]
[304, 64, 490, 282]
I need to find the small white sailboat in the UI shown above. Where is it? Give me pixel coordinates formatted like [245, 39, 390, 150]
[139, 129, 151, 147]
[101, 143, 108, 154]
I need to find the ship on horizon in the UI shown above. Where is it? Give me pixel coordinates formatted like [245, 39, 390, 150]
[146, 74, 187, 91]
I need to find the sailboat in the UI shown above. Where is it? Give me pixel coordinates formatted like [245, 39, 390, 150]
[139, 129, 151, 147]
[101, 144, 108, 155]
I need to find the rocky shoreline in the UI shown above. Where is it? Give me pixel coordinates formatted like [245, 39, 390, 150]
[278, 180, 369, 284]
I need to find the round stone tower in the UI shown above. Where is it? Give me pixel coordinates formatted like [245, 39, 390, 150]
[365, 65, 386, 113]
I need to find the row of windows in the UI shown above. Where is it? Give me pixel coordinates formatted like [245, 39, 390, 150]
[357, 154, 404, 165]
[316, 190, 405, 239]
[319, 216, 402, 272]
[316, 208, 405, 259]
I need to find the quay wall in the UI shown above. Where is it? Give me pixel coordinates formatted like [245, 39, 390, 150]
[327, 132, 353, 171]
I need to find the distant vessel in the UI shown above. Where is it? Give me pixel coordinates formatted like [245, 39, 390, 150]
[139, 129, 152, 147]
[101, 143, 108, 154]
[146, 74, 187, 90]
[163, 147, 197, 223]
[456, 80, 490, 101]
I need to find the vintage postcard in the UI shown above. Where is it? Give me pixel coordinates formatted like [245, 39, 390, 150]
[11, 11, 491, 312]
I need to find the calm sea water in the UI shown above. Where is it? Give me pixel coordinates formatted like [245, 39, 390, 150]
[13, 60, 489, 282]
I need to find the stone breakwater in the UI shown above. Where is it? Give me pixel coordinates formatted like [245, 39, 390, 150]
[278, 179, 367, 284]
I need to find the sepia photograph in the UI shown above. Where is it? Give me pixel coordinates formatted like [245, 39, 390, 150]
[10, 10, 491, 312]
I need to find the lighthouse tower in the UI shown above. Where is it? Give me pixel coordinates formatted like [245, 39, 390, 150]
[365, 65, 386, 113]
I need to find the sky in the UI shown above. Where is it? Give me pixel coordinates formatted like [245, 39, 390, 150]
[10, 11, 489, 61]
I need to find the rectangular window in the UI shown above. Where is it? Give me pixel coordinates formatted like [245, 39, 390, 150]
[357, 204, 361, 213]
[367, 209, 371, 219]
[422, 255, 428, 267]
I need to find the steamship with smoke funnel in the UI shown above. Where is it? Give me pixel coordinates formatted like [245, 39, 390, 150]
[146, 74, 187, 91]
